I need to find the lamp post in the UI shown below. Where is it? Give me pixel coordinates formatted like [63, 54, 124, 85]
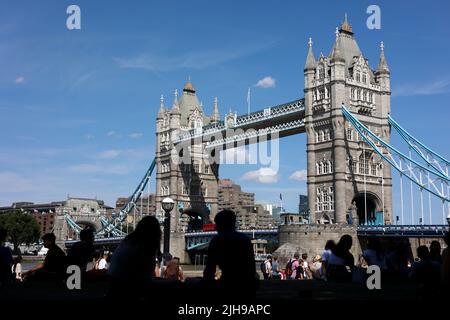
[161, 197, 175, 255]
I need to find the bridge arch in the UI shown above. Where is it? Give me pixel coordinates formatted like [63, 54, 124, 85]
[352, 192, 382, 225]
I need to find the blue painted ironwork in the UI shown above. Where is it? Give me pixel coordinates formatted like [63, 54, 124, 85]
[357, 225, 449, 237]
[342, 105, 450, 202]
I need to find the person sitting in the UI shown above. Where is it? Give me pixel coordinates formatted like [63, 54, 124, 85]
[23, 233, 67, 282]
[0, 228, 13, 286]
[327, 235, 354, 283]
[107, 216, 161, 300]
[203, 209, 257, 300]
[409, 245, 440, 296]
[67, 228, 95, 272]
[12, 256, 23, 282]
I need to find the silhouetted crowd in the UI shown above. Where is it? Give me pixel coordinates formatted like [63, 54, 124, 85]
[1, 211, 450, 301]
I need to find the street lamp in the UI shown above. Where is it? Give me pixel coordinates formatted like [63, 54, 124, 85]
[161, 197, 175, 255]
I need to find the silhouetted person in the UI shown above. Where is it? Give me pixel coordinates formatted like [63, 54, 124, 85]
[0, 228, 13, 286]
[203, 209, 257, 300]
[107, 216, 161, 300]
[442, 232, 450, 289]
[67, 228, 95, 272]
[327, 235, 354, 283]
[430, 240, 442, 265]
[23, 233, 67, 281]
[362, 237, 386, 270]
[321, 240, 336, 280]
[409, 245, 440, 297]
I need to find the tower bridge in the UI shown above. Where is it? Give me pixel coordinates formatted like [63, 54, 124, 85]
[62, 16, 449, 263]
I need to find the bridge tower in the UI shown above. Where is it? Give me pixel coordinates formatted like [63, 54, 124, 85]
[304, 16, 392, 225]
[155, 80, 220, 235]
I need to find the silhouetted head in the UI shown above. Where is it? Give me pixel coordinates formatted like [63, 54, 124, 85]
[302, 253, 308, 260]
[337, 235, 353, 251]
[42, 233, 56, 248]
[444, 232, 450, 246]
[80, 228, 95, 244]
[0, 228, 7, 243]
[128, 216, 161, 250]
[13, 256, 22, 264]
[214, 210, 236, 233]
[417, 245, 430, 261]
[325, 240, 336, 251]
[430, 240, 441, 255]
[294, 252, 300, 259]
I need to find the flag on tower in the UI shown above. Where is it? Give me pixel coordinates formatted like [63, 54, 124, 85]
[279, 193, 282, 200]
[247, 87, 251, 115]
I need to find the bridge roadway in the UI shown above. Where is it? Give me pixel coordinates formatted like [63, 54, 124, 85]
[65, 225, 449, 250]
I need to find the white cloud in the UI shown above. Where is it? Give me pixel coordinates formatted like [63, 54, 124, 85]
[69, 163, 130, 175]
[96, 149, 121, 159]
[255, 76, 276, 89]
[128, 132, 143, 139]
[107, 131, 116, 137]
[241, 167, 279, 184]
[393, 78, 450, 96]
[289, 170, 307, 181]
[15, 76, 25, 84]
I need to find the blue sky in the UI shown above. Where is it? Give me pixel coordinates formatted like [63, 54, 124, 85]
[0, 0, 449, 220]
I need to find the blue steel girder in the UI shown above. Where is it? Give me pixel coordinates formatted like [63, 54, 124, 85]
[185, 229, 278, 251]
[174, 99, 305, 145]
[357, 225, 449, 237]
[342, 106, 450, 203]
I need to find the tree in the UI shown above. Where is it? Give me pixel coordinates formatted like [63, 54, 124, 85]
[0, 211, 41, 253]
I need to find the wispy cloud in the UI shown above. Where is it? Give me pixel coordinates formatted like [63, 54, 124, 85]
[69, 163, 131, 175]
[0, 172, 33, 193]
[114, 42, 275, 72]
[84, 134, 95, 140]
[289, 170, 307, 181]
[128, 132, 143, 139]
[393, 78, 450, 96]
[15, 76, 25, 84]
[255, 76, 276, 88]
[241, 167, 279, 184]
[96, 149, 121, 159]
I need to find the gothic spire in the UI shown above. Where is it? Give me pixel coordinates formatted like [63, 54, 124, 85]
[304, 37, 316, 71]
[211, 96, 220, 122]
[331, 27, 345, 63]
[377, 41, 390, 74]
[157, 94, 165, 119]
[339, 13, 353, 35]
[172, 89, 180, 114]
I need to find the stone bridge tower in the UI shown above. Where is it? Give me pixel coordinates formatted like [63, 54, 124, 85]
[304, 16, 392, 225]
[155, 80, 220, 234]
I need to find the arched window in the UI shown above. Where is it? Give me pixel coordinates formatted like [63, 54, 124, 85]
[369, 92, 373, 103]
[315, 131, 319, 143]
[319, 89, 325, 100]
[371, 163, 378, 176]
[351, 88, 355, 100]
[363, 90, 367, 101]
[357, 89, 361, 100]
[320, 131, 325, 141]
[319, 162, 324, 175]
[362, 72, 367, 84]
[346, 128, 353, 140]
[359, 154, 370, 175]
[323, 161, 329, 174]
[356, 72, 361, 82]
[319, 67, 325, 80]
[328, 160, 333, 173]
[316, 163, 320, 175]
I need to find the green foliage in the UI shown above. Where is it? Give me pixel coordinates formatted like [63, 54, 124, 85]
[0, 211, 41, 250]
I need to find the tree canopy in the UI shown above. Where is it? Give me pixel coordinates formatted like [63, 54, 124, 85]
[0, 211, 41, 251]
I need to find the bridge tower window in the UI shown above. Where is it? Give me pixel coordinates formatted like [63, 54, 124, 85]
[362, 72, 367, 84]
[346, 128, 353, 140]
